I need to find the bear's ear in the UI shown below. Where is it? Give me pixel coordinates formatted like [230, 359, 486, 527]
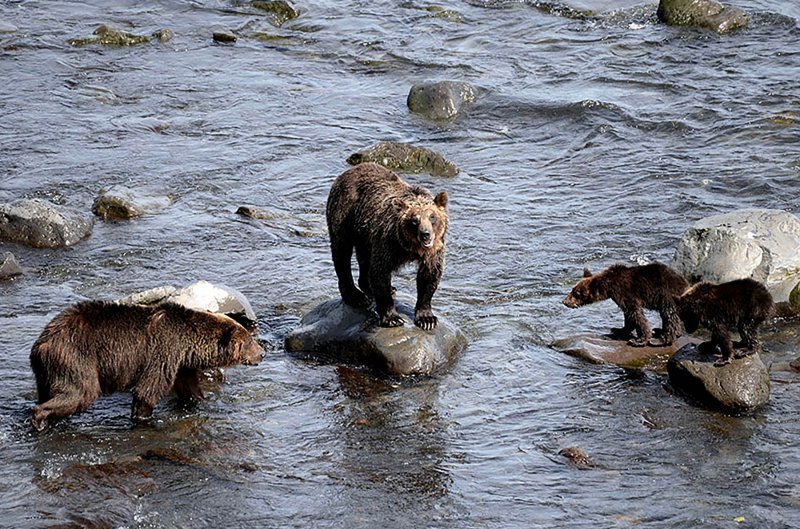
[582, 267, 592, 278]
[434, 191, 448, 209]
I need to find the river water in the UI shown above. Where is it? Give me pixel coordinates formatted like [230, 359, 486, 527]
[1, 0, 799, 527]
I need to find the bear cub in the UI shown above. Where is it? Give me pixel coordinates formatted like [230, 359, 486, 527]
[563, 262, 689, 346]
[675, 278, 774, 366]
[29, 301, 264, 430]
[326, 162, 448, 330]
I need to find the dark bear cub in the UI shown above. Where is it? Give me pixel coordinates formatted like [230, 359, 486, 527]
[676, 278, 774, 366]
[29, 301, 264, 430]
[563, 262, 689, 346]
[326, 162, 448, 330]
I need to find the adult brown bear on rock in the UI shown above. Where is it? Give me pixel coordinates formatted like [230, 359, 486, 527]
[675, 278, 774, 366]
[563, 263, 689, 346]
[29, 301, 263, 430]
[326, 162, 448, 330]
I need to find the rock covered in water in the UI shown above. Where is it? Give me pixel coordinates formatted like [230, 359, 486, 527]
[346, 141, 459, 177]
[0, 252, 22, 280]
[284, 298, 466, 376]
[92, 185, 171, 220]
[250, 0, 300, 26]
[551, 334, 697, 372]
[672, 209, 800, 304]
[152, 28, 174, 43]
[0, 199, 94, 248]
[667, 343, 770, 411]
[68, 24, 151, 47]
[657, 0, 748, 33]
[121, 281, 257, 324]
[407, 80, 476, 122]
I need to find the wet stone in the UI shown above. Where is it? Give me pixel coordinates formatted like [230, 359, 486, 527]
[250, 0, 300, 26]
[0, 198, 94, 248]
[0, 252, 22, 280]
[347, 141, 459, 177]
[236, 205, 286, 220]
[558, 447, 595, 469]
[153, 28, 175, 42]
[551, 334, 698, 373]
[407, 80, 476, 122]
[667, 343, 770, 412]
[92, 185, 171, 220]
[213, 30, 237, 43]
[68, 24, 151, 46]
[284, 298, 466, 377]
[657, 0, 748, 33]
[0, 20, 18, 33]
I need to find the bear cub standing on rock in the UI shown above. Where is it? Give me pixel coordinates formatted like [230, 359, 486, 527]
[29, 301, 263, 430]
[326, 162, 448, 330]
[675, 278, 774, 366]
[563, 262, 689, 346]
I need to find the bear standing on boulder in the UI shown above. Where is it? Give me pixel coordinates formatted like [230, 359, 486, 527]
[676, 278, 774, 366]
[563, 263, 689, 346]
[326, 162, 448, 330]
[29, 301, 263, 430]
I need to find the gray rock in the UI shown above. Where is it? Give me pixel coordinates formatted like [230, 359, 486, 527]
[121, 281, 256, 323]
[347, 141, 459, 177]
[213, 31, 237, 43]
[0, 252, 22, 280]
[407, 81, 476, 122]
[153, 28, 175, 43]
[0, 199, 94, 248]
[250, 0, 300, 27]
[672, 209, 800, 303]
[551, 334, 698, 373]
[667, 343, 770, 411]
[657, 0, 748, 33]
[92, 185, 171, 220]
[284, 298, 466, 376]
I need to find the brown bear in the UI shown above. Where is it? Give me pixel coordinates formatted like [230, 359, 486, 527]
[675, 278, 774, 366]
[29, 301, 263, 430]
[563, 262, 689, 346]
[326, 162, 448, 330]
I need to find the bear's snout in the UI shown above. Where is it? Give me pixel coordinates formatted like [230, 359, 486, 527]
[563, 295, 579, 308]
[241, 337, 265, 366]
[419, 228, 433, 248]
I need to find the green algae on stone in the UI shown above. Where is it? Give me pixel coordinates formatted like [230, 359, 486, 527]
[251, 0, 300, 26]
[347, 141, 459, 177]
[68, 24, 150, 47]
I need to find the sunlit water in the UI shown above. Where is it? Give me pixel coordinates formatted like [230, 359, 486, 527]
[1, 1, 799, 527]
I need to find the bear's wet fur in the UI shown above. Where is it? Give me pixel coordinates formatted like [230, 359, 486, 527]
[29, 301, 263, 430]
[563, 262, 689, 346]
[676, 278, 774, 366]
[326, 162, 448, 330]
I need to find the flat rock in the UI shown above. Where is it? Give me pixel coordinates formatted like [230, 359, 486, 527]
[667, 343, 770, 411]
[284, 298, 466, 376]
[92, 185, 171, 220]
[347, 141, 459, 177]
[0, 252, 22, 280]
[121, 281, 256, 323]
[657, 0, 748, 33]
[672, 209, 800, 304]
[551, 334, 698, 373]
[407, 80, 476, 122]
[0, 199, 94, 248]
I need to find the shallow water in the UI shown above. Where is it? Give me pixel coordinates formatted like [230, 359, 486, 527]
[1, 0, 799, 527]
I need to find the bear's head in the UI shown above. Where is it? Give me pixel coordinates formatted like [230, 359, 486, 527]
[563, 267, 608, 308]
[223, 323, 264, 366]
[674, 284, 702, 333]
[399, 191, 448, 256]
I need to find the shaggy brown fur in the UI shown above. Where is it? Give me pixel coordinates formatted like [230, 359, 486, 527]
[326, 162, 448, 330]
[29, 301, 263, 430]
[676, 278, 774, 366]
[563, 263, 689, 346]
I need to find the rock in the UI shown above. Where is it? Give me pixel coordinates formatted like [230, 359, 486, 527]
[152, 28, 174, 43]
[250, 0, 300, 26]
[235, 205, 286, 220]
[92, 185, 171, 220]
[0, 252, 22, 280]
[0, 199, 94, 248]
[672, 209, 800, 304]
[407, 80, 476, 122]
[213, 30, 237, 43]
[284, 298, 466, 376]
[657, 0, 748, 33]
[558, 447, 595, 468]
[667, 343, 770, 411]
[68, 24, 150, 47]
[121, 281, 256, 323]
[551, 334, 698, 373]
[347, 141, 459, 177]
[789, 281, 800, 312]
[0, 21, 18, 33]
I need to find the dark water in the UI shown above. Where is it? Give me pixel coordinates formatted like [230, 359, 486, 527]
[2, 0, 799, 527]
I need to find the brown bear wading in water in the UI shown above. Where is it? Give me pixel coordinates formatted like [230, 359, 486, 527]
[29, 301, 264, 430]
[563, 262, 689, 346]
[326, 162, 448, 330]
[676, 278, 774, 366]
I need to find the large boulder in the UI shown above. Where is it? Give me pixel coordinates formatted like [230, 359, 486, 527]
[92, 185, 171, 220]
[284, 298, 466, 376]
[346, 141, 459, 177]
[672, 209, 800, 304]
[0, 252, 22, 280]
[667, 343, 770, 411]
[551, 334, 698, 373]
[407, 81, 476, 122]
[657, 0, 748, 33]
[0, 199, 94, 248]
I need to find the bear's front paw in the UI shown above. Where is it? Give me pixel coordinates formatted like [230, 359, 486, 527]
[379, 310, 405, 328]
[31, 414, 47, 432]
[341, 288, 371, 309]
[414, 309, 438, 331]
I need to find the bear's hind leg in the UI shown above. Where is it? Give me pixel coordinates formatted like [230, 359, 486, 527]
[710, 324, 735, 366]
[735, 322, 762, 359]
[172, 368, 204, 402]
[131, 367, 175, 423]
[625, 307, 652, 347]
[32, 388, 95, 431]
[355, 245, 373, 299]
[371, 266, 403, 327]
[657, 305, 682, 346]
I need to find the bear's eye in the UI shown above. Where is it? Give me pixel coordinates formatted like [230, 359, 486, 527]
[429, 213, 437, 224]
[409, 217, 419, 227]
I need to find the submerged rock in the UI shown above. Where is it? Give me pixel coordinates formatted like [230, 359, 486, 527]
[250, 0, 300, 26]
[347, 141, 459, 177]
[558, 447, 595, 469]
[667, 343, 770, 411]
[213, 30, 237, 43]
[92, 185, 171, 220]
[68, 24, 150, 47]
[121, 281, 257, 324]
[152, 28, 175, 43]
[657, 0, 748, 33]
[0, 252, 22, 280]
[407, 80, 476, 122]
[284, 298, 466, 376]
[235, 205, 286, 220]
[551, 334, 697, 373]
[0, 198, 94, 248]
[672, 209, 800, 304]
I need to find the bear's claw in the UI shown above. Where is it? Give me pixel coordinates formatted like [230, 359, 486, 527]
[379, 311, 405, 328]
[414, 309, 438, 331]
